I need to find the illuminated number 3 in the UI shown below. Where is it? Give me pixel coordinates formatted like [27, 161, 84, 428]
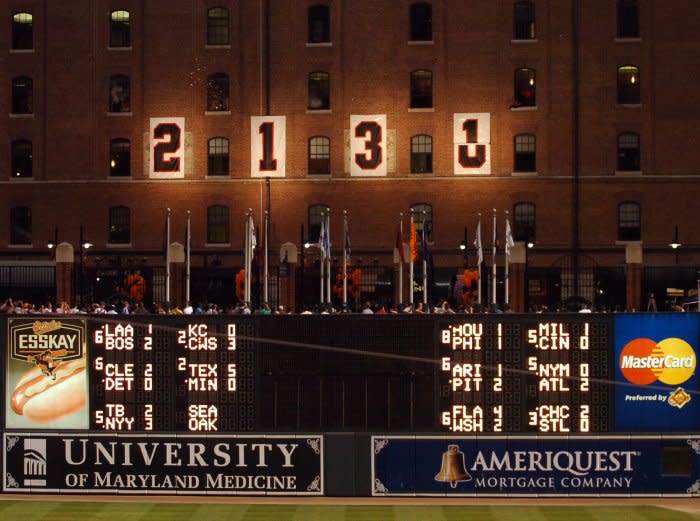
[153, 123, 181, 172]
[354, 121, 382, 170]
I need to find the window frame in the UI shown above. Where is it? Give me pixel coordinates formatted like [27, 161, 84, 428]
[514, 133, 536, 173]
[308, 136, 331, 175]
[617, 132, 640, 172]
[409, 2, 432, 42]
[207, 7, 229, 46]
[617, 201, 641, 241]
[617, 65, 640, 105]
[513, 1, 536, 40]
[109, 10, 131, 48]
[12, 76, 33, 114]
[207, 72, 230, 112]
[513, 68, 536, 107]
[109, 74, 131, 113]
[308, 4, 330, 44]
[11, 139, 32, 178]
[10, 206, 32, 246]
[513, 202, 536, 243]
[208, 137, 230, 176]
[207, 205, 230, 244]
[308, 71, 330, 110]
[617, 0, 640, 39]
[12, 12, 33, 50]
[411, 203, 433, 237]
[108, 206, 131, 245]
[410, 134, 433, 174]
[109, 138, 131, 177]
[410, 69, 433, 109]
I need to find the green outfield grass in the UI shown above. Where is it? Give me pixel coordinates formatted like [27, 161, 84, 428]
[0, 503, 698, 521]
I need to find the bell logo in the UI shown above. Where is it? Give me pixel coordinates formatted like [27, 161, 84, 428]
[619, 337, 696, 386]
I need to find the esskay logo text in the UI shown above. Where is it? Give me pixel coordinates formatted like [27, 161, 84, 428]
[619, 337, 696, 386]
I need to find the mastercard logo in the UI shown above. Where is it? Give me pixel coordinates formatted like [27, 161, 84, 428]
[619, 337, 696, 386]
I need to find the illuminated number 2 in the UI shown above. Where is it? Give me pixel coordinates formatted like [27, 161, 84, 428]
[354, 121, 382, 170]
[259, 122, 277, 171]
[153, 123, 182, 172]
[458, 119, 486, 168]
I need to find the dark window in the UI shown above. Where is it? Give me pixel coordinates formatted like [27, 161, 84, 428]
[108, 206, 131, 244]
[207, 205, 229, 243]
[207, 73, 229, 111]
[109, 10, 131, 47]
[11, 140, 32, 178]
[410, 2, 432, 41]
[308, 5, 330, 43]
[410, 69, 432, 108]
[514, 134, 536, 172]
[12, 12, 33, 50]
[514, 1, 536, 40]
[12, 76, 33, 114]
[617, 0, 639, 38]
[308, 71, 330, 110]
[617, 132, 640, 171]
[411, 203, 433, 237]
[109, 75, 130, 112]
[208, 137, 230, 176]
[207, 7, 229, 45]
[10, 206, 32, 245]
[411, 134, 433, 173]
[308, 204, 329, 242]
[308, 136, 331, 174]
[513, 202, 536, 243]
[514, 68, 536, 107]
[617, 65, 640, 104]
[618, 202, 641, 241]
[109, 138, 131, 177]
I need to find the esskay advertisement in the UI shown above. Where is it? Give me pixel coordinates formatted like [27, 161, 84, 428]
[372, 436, 700, 496]
[6, 318, 89, 429]
[4, 433, 324, 495]
[614, 314, 699, 431]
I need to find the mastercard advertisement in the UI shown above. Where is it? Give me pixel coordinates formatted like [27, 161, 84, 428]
[614, 314, 699, 431]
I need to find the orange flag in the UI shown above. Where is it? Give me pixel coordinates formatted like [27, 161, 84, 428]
[409, 221, 418, 262]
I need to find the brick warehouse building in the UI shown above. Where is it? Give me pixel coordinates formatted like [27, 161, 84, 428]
[1, 0, 700, 312]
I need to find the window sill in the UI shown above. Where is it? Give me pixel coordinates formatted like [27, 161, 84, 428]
[615, 240, 642, 246]
[107, 111, 133, 116]
[10, 48, 34, 54]
[9, 176, 34, 180]
[408, 107, 434, 112]
[512, 171, 538, 177]
[510, 106, 537, 111]
[205, 44, 231, 49]
[205, 110, 231, 116]
[205, 243, 231, 248]
[206, 175, 231, 179]
[616, 103, 642, 108]
[107, 46, 132, 51]
[107, 243, 132, 248]
[306, 42, 332, 47]
[615, 37, 641, 43]
[9, 113, 34, 118]
[8, 244, 33, 249]
[511, 39, 538, 44]
[306, 109, 332, 114]
[615, 170, 642, 176]
[408, 40, 434, 46]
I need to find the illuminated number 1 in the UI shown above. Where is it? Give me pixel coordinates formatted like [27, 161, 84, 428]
[259, 122, 277, 171]
[153, 123, 182, 172]
[354, 121, 382, 170]
[458, 119, 486, 168]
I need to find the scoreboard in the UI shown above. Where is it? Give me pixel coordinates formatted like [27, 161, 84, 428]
[4, 313, 698, 435]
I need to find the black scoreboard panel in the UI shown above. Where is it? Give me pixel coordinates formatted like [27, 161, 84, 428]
[438, 315, 613, 433]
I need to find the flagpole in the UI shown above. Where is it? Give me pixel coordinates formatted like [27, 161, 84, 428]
[263, 210, 269, 303]
[343, 210, 348, 307]
[505, 210, 510, 306]
[492, 208, 497, 307]
[319, 211, 325, 305]
[422, 211, 428, 307]
[244, 210, 250, 303]
[165, 208, 171, 305]
[475, 213, 482, 305]
[186, 210, 191, 306]
[398, 213, 404, 306]
[326, 209, 332, 305]
[409, 211, 414, 306]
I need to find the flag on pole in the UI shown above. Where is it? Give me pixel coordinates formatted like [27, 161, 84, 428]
[323, 214, 331, 259]
[249, 214, 257, 258]
[505, 217, 515, 256]
[344, 214, 351, 260]
[396, 225, 407, 264]
[409, 220, 418, 262]
[474, 219, 483, 264]
[421, 222, 429, 261]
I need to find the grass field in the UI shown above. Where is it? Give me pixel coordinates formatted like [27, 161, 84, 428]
[0, 502, 699, 521]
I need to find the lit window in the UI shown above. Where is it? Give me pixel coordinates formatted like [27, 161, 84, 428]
[12, 12, 33, 50]
[410, 69, 432, 108]
[207, 7, 229, 45]
[109, 75, 131, 112]
[410, 2, 432, 41]
[308, 5, 330, 43]
[207, 73, 229, 111]
[110, 10, 131, 47]
[513, 68, 536, 107]
[410, 135, 432, 173]
[208, 137, 230, 176]
[514, 134, 536, 172]
[207, 205, 229, 243]
[618, 202, 641, 241]
[11, 140, 32, 178]
[10, 206, 32, 245]
[617, 0, 639, 38]
[308, 136, 331, 175]
[110, 138, 131, 177]
[514, 1, 535, 40]
[513, 202, 536, 243]
[109, 206, 131, 244]
[617, 132, 640, 171]
[12, 76, 33, 114]
[308, 71, 330, 110]
[617, 65, 640, 104]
